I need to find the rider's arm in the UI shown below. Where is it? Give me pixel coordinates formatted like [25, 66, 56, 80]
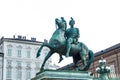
[76, 28, 80, 38]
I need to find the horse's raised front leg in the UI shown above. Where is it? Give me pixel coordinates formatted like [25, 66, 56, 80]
[36, 43, 51, 58]
[40, 51, 53, 71]
[36, 44, 44, 58]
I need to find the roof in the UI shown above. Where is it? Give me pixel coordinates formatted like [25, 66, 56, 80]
[94, 43, 120, 57]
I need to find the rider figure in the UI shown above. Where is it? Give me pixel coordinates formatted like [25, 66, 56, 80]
[65, 17, 80, 57]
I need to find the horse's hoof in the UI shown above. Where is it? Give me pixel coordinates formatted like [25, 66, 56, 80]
[75, 68, 80, 71]
[40, 68, 44, 72]
[58, 58, 63, 63]
[36, 53, 40, 58]
[65, 55, 69, 57]
[79, 65, 86, 71]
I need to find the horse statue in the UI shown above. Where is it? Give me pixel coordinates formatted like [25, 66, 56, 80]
[36, 18, 94, 71]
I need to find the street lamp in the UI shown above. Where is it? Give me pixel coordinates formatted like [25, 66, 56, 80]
[96, 57, 110, 80]
[0, 52, 4, 80]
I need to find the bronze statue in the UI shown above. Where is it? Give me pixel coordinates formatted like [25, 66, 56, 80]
[65, 17, 80, 57]
[36, 17, 94, 71]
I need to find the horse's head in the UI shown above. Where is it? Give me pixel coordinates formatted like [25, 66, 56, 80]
[55, 18, 66, 31]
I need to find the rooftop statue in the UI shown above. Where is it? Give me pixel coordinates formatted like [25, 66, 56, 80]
[96, 57, 110, 80]
[36, 17, 94, 71]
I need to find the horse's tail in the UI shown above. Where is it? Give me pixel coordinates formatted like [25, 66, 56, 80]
[84, 50, 94, 70]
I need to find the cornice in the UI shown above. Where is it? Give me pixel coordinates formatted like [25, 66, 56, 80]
[0, 38, 43, 46]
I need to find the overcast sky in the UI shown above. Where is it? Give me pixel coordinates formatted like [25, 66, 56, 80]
[0, 0, 120, 66]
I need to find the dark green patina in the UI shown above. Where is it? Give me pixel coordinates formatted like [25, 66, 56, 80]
[36, 17, 94, 72]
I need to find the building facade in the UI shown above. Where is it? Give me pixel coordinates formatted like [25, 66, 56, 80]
[89, 43, 120, 78]
[0, 36, 52, 80]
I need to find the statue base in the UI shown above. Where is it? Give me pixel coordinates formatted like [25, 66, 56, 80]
[31, 70, 93, 80]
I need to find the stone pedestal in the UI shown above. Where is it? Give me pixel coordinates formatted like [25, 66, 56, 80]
[31, 70, 93, 80]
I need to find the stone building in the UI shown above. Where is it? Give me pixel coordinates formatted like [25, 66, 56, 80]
[0, 36, 53, 80]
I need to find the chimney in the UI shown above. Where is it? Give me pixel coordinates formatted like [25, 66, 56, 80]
[13, 35, 15, 38]
[44, 39, 48, 43]
[22, 36, 26, 40]
[18, 35, 22, 39]
[31, 37, 36, 41]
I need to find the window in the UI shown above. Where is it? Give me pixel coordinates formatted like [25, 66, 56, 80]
[110, 64, 115, 73]
[26, 62, 31, 68]
[17, 50, 21, 57]
[110, 64, 115, 78]
[17, 70, 22, 79]
[6, 69, 12, 79]
[26, 70, 31, 79]
[7, 49, 12, 56]
[27, 51, 30, 58]
[17, 61, 21, 67]
[35, 62, 40, 68]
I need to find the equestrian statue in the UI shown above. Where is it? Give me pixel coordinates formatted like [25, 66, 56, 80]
[36, 17, 94, 71]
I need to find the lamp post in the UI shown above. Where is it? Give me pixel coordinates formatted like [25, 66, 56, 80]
[96, 57, 110, 80]
[0, 52, 4, 80]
